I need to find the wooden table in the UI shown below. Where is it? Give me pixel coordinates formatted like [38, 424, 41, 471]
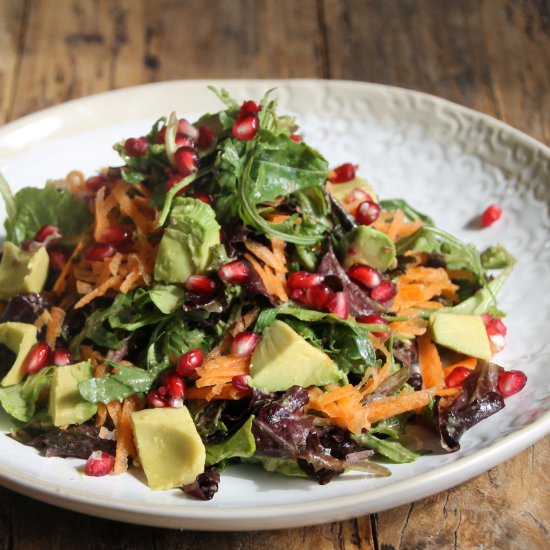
[1, 0, 549, 547]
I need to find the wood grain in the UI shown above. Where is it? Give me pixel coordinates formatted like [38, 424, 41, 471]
[0, 0, 549, 548]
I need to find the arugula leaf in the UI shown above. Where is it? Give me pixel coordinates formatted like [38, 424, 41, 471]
[480, 244, 516, 269]
[353, 432, 420, 463]
[149, 284, 186, 314]
[207, 86, 239, 110]
[4, 183, 92, 246]
[205, 416, 256, 466]
[0, 367, 54, 422]
[380, 198, 434, 225]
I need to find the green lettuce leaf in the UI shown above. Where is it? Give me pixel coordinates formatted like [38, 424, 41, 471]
[205, 416, 256, 466]
[353, 432, 420, 463]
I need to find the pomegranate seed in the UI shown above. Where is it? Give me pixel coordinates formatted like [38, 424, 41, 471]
[498, 370, 527, 397]
[175, 134, 195, 148]
[482, 314, 507, 336]
[290, 134, 302, 143]
[84, 451, 115, 477]
[445, 366, 472, 388]
[52, 348, 74, 367]
[488, 333, 506, 354]
[370, 280, 397, 302]
[239, 100, 261, 117]
[186, 275, 216, 296]
[232, 332, 260, 358]
[85, 174, 108, 192]
[176, 348, 204, 377]
[165, 174, 188, 195]
[85, 243, 116, 261]
[101, 226, 132, 246]
[48, 248, 68, 271]
[189, 192, 215, 207]
[174, 147, 199, 177]
[329, 163, 357, 183]
[197, 125, 216, 149]
[23, 343, 52, 374]
[158, 386, 167, 397]
[232, 374, 252, 393]
[290, 288, 310, 304]
[309, 284, 335, 310]
[355, 200, 381, 225]
[218, 259, 249, 284]
[481, 204, 502, 228]
[344, 188, 371, 204]
[156, 126, 167, 144]
[164, 372, 186, 399]
[357, 314, 390, 341]
[168, 396, 184, 408]
[287, 271, 323, 290]
[124, 137, 149, 157]
[147, 390, 167, 408]
[326, 292, 350, 319]
[177, 119, 199, 140]
[347, 264, 382, 288]
[34, 225, 62, 243]
[232, 114, 259, 140]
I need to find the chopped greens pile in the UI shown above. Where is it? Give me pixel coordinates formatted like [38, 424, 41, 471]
[0, 88, 525, 499]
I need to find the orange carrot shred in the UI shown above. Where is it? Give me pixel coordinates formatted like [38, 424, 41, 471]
[418, 333, 444, 389]
[442, 357, 477, 378]
[45, 307, 66, 349]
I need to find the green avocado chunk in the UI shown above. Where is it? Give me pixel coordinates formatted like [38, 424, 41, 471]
[338, 225, 396, 271]
[429, 313, 492, 360]
[326, 177, 378, 205]
[154, 197, 221, 284]
[250, 320, 342, 392]
[131, 406, 206, 490]
[0, 322, 38, 387]
[0, 242, 49, 300]
[49, 362, 98, 426]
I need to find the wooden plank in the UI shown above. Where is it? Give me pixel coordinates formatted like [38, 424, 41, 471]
[9, 0, 323, 120]
[0, 0, 27, 123]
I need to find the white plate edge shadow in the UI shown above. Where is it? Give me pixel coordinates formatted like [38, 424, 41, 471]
[0, 79, 549, 530]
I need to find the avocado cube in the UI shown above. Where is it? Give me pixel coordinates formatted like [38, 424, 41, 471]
[49, 362, 98, 426]
[0, 322, 38, 387]
[338, 225, 396, 272]
[326, 177, 378, 205]
[250, 320, 343, 392]
[131, 407, 206, 490]
[0, 242, 49, 300]
[429, 313, 492, 360]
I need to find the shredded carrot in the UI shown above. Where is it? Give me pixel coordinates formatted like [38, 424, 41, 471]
[194, 354, 250, 400]
[112, 396, 143, 474]
[186, 385, 246, 401]
[244, 252, 288, 302]
[52, 234, 88, 295]
[442, 356, 477, 378]
[389, 317, 428, 337]
[45, 307, 66, 349]
[230, 306, 260, 336]
[33, 310, 51, 331]
[364, 390, 433, 423]
[244, 240, 285, 272]
[95, 403, 108, 427]
[372, 209, 424, 241]
[434, 387, 462, 397]
[74, 275, 123, 309]
[418, 333, 444, 389]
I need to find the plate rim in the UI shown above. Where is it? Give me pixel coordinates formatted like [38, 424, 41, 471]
[0, 78, 549, 530]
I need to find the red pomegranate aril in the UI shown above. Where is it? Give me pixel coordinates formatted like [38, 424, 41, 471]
[186, 275, 217, 296]
[329, 163, 357, 184]
[176, 348, 204, 377]
[189, 192, 215, 207]
[165, 174, 188, 195]
[164, 372, 186, 399]
[290, 288, 310, 304]
[85, 243, 116, 261]
[174, 147, 199, 177]
[232, 114, 259, 140]
[355, 200, 381, 225]
[344, 188, 371, 204]
[290, 134, 302, 143]
[326, 292, 350, 319]
[218, 259, 249, 284]
[48, 248, 68, 271]
[287, 271, 323, 290]
[483, 315, 507, 337]
[309, 284, 335, 310]
[175, 134, 195, 148]
[177, 119, 199, 140]
[445, 366, 472, 388]
[23, 343, 52, 374]
[34, 224, 62, 243]
[197, 125, 216, 149]
[232, 332, 260, 358]
[232, 374, 252, 393]
[147, 389, 167, 408]
[347, 264, 382, 289]
[168, 396, 184, 408]
[101, 226, 132, 246]
[124, 137, 149, 157]
[85, 174, 108, 192]
[370, 280, 397, 303]
[239, 100, 261, 117]
[481, 204, 502, 228]
[156, 126, 167, 144]
[84, 451, 115, 477]
[357, 314, 390, 341]
[52, 348, 74, 367]
[498, 370, 527, 397]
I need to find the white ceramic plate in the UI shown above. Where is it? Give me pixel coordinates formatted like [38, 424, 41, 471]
[0, 80, 549, 531]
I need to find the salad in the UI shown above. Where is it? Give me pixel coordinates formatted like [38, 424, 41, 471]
[0, 88, 527, 499]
